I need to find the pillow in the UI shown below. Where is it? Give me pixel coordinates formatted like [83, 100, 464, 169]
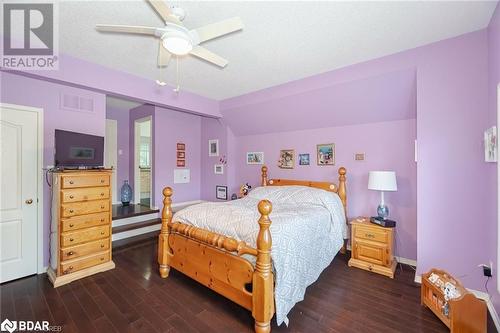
[247, 185, 339, 207]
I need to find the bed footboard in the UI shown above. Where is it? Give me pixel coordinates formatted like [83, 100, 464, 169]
[158, 187, 275, 333]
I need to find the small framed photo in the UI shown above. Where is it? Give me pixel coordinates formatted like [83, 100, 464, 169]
[216, 185, 228, 200]
[298, 153, 310, 165]
[247, 152, 264, 165]
[177, 143, 185, 151]
[209, 139, 219, 157]
[278, 149, 295, 169]
[214, 164, 224, 174]
[317, 143, 335, 166]
[485, 126, 497, 162]
[177, 151, 185, 159]
[177, 159, 185, 167]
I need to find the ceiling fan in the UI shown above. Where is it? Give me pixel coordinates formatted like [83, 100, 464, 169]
[96, 0, 244, 70]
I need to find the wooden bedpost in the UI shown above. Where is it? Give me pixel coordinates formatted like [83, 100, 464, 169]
[158, 187, 173, 278]
[253, 200, 274, 333]
[261, 166, 268, 186]
[337, 167, 347, 254]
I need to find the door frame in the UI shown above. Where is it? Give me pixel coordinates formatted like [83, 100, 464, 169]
[134, 116, 153, 207]
[0, 103, 44, 274]
[105, 119, 119, 203]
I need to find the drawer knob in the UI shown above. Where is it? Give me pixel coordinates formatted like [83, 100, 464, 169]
[101, 206, 104, 209]
[100, 193, 104, 196]
[69, 195, 74, 199]
[365, 233, 374, 238]
[69, 266, 73, 270]
[100, 257, 104, 261]
[69, 180, 74, 184]
[70, 238, 74, 242]
[100, 231, 105, 235]
[100, 179, 105, 183]
[68, 251, 74, 256]
[100, 218, 104, 222]
[100, 244, 105, 248]
[368, 265, 373, 271]
[69, 209, 74, 213]
[69, 224, 74, 227]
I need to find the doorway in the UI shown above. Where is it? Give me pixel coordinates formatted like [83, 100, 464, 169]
[134, 116, 152, 207]
[0, 103, 43, 283]
[105, 119, 118, 203]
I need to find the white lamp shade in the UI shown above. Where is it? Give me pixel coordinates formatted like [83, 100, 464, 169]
[368, 171, 398, 191]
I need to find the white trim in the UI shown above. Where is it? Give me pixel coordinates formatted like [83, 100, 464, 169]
[0, 103, 45, 274]
[394, 256, 417, 267]
[112, 224, 161, 242]
[414, 274, 500, 331]
[134, 116, 153, 208]
[112, 212, 160, 228]
[497, 83, 500, 294]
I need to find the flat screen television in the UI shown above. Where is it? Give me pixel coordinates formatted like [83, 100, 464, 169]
[55, 129, 104, 168]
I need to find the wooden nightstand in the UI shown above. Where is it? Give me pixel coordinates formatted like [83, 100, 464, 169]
[348, 217, 397, 278]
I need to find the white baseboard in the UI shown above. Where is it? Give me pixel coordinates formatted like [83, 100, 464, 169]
[414, 274, 499, 331]
[112, 212, 160, 228]
[112, 224, 161, 242]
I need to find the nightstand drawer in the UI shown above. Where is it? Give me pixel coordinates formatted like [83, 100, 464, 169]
[353, 239, 389, 266]
[354, 225, 389, 244]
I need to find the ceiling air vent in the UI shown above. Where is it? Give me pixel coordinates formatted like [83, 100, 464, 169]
[60, 93, 95, 113]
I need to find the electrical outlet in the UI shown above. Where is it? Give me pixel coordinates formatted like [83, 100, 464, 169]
[490, 260, 494, 276]
[484, 266, 492, 277]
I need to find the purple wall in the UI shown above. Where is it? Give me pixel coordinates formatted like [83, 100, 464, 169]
[488, 3, 500, 312]
[0, 71, 106, 266]
[201, 118, 228, 200]
[233, 120, 417, 260]
[106, 106, 131, 194]
[218, 29, 493, 295]
[154, 106, 202, 206]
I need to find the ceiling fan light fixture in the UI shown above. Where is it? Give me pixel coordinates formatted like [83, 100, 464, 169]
[162, 32, 192, 55]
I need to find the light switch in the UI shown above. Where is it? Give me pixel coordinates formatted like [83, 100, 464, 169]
[174, 169, 190, 184]
[118, 149, 123, 155]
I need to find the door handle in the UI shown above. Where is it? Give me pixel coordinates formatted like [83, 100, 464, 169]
[25, 199, 33, 204]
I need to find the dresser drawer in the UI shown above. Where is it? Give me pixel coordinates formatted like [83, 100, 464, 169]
[61, 174, 110, 189]
[60, 238, 109, 261]
[61, 225, 110, 247]
[353, 239, 389, 266]
[61, 200, 109, 217]
[60, 251, 110, 275]
[354, 225, 389, 244]
[61, 187, 109, 203]
[61, 212, 109, 232]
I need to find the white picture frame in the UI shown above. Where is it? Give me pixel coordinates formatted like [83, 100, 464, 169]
[485, 126, 497, 162]
[214, 164, 224, 174]
[246, 152, 264, 165]
[209, 139, 219, 157]
[216, 185, 228, 200]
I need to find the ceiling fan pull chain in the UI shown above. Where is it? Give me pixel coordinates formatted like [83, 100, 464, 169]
[174, 56, 180, 93]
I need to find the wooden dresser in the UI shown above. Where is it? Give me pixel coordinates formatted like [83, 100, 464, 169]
[348, 217, 397, 278]
[47, 170, 115, 287]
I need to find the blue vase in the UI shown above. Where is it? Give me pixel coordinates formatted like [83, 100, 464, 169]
[121, 180, 132, 206]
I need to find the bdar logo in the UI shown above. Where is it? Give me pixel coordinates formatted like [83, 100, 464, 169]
[0, 319, 17, 333]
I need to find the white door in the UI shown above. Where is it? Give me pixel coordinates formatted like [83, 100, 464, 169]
[0, 105, 39, 283]
[105, 119, 118, 203]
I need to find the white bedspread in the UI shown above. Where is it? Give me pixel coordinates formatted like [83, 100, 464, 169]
[172, 185, 347, 325]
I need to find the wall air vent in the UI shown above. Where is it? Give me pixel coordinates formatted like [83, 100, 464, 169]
[60, 93, 95, 113]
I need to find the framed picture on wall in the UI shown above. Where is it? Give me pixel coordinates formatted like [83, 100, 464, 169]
[177, 143, 185, 151]
[298, 153, 310, 165]
[247, 152, 264, 165]
[485, 126, 497, 162]
[177, 151, 185, 159]
[177, 159, 185, 167]
[209, 139, 219, 157]
[317, 143, 335, 166]
[278, 149, 295, 169]
[214, 164, 224, 174]
[216, 185, 228, 200]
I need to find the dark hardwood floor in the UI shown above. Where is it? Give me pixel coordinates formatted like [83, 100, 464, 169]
[0, 238, 490, 332]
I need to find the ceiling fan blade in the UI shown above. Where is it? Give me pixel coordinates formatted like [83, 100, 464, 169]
[146, 0, 182, 25]
[191, 17, 243, 44]
[96, 24, 158, 35]
[158, 41, 171, 67]
[190, 46, 228, 68]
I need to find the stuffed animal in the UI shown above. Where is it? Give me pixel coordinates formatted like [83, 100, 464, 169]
[239, 183, 252, 197]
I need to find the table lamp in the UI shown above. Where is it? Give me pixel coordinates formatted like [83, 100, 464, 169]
[368, 171, 398, 219]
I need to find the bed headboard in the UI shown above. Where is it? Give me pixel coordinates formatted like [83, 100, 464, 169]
[260, 165, 347, 215]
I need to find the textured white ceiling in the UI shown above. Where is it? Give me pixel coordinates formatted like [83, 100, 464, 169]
[59, 1, 498, 100]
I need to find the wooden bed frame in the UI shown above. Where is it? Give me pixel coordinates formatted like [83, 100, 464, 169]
[158, 166, 347, 333]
